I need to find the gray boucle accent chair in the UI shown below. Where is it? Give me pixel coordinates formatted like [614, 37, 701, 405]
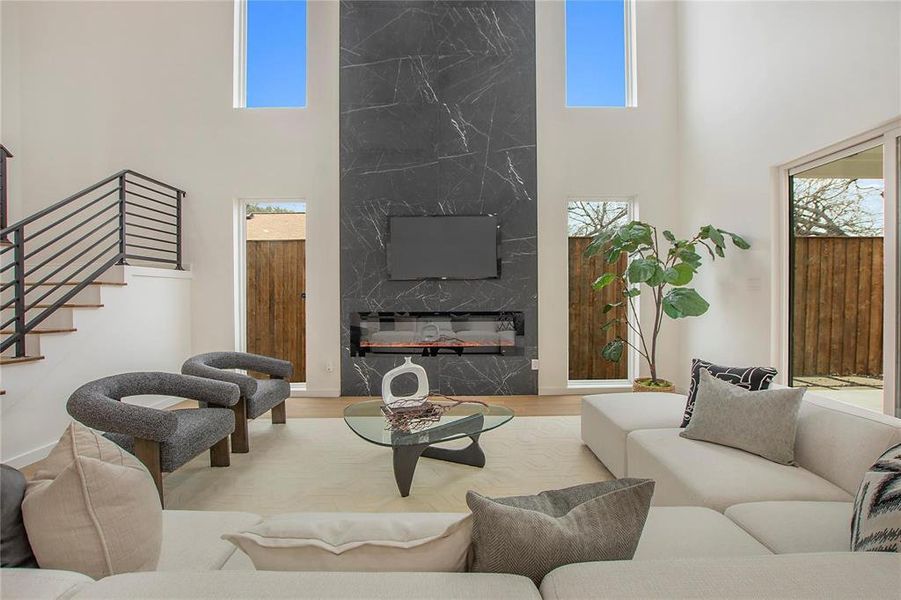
[181, 352, 293, 453]
[66, 372, 241, 507]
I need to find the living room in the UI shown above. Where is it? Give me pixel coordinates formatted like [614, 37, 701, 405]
[1, 0, 899, 598]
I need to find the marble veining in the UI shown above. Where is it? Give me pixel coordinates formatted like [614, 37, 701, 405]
[340, 0, 537, 395]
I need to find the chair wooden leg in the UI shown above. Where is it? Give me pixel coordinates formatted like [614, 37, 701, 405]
[271, 400, 287, 424]
[134, 438, 164, 508]
[231, 396, 250, 453]
[209, 436, 231, 467]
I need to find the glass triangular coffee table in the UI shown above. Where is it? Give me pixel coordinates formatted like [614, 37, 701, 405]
[344, 400, 514, 497]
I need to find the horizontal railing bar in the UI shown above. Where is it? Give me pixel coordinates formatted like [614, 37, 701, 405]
[127, 232, 177, 246]
[123, 170, 185, 195]
[1, 297, 15, 311]
[0, 316, 16, 331]
[0, 279, 17, 293]
[0, 243, 13, 255]
[124, 200, 177, 220]
[125, 190, 177, 212]
[125, 221, 177, 238]
[24, 229, 120, 299]
[26, 239, 120, 309]
[26, 205, 119, 261]
[0, 261, 15, 274]
[123, 178, 178, 200]
[0, 171, 125, 236]
[125, 242, 177, 255]
[123, 253, 178, 265]
[22, 254, 122, 335]
[124, 209, 176, 229]
[26, 188, 118, 241]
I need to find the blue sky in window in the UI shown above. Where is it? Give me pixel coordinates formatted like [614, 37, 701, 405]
[566, 0, 627, 107]
[246, 0, 307, 108]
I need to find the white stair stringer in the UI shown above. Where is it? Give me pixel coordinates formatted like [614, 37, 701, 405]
[0, 266, 192, 467]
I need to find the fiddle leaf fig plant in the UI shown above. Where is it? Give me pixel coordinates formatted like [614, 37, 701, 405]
[586, 221, 750, 386]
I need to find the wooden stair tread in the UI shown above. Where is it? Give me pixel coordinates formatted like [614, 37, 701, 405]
[26, 281, 126, 287]
[0, 355, 44, 366]
[0, 328, 76, 335]
[29, 304, 104, 309]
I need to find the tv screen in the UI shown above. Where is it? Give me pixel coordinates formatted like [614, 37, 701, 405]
[387, 215, 499, 280]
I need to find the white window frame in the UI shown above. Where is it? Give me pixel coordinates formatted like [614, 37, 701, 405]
[234, 197, 308, 392]
[566, 196, 639, 389]
[564, 0, 637, 109]
[233, 0, 307, 109]
[773, 119, 901, 417]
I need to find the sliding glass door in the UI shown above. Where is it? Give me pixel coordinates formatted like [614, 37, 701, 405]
[788, 128, 900, 416]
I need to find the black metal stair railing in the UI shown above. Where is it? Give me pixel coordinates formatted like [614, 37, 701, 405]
[0, 167, 185, 358]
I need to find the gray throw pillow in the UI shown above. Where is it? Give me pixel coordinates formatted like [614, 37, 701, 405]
[851, 442, 900, 552]
[680, 369, 804, 465]
[466, 479, 654, 584]
[1, 464, 38, 568]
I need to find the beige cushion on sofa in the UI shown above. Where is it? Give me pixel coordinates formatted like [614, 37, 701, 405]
[634, 507, 770, 559]
[0, 568, 94, 600]
[72, 571, 542, 599]
[581, 393, 685, 477]
[626, 428, 851, 512]
[157, 510, 262, 571]
[795, 393, 901, 495]
[725, 501, 854, 554]
[223, 512, 472, 572]
[540, 552, 901, 599]
[22, 423, 162, 580]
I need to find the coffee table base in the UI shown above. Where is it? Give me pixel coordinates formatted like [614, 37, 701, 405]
[392, 434, 486, 497]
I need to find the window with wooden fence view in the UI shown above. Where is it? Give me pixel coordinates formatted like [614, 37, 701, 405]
[569, 199, 631, 382]
[790, 145, 885, 413]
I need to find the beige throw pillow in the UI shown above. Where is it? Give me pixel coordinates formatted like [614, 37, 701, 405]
[22, 422, 162, 579]
[223, 512, 471, 572]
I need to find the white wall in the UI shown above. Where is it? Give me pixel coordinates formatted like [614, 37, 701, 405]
[0, 267, 192, 466]
[537, 0, 682, 393]
[676, 0, 901, 389]
[0, 0, 341, 395]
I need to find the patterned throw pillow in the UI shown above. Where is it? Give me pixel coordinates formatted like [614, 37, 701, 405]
[851, 443, 901, 552]
[682, 359, 778, 427]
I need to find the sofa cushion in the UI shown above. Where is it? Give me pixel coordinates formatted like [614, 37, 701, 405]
[581, 393, 685, 477]
[0, 465, 38, 568]
[22, 423, 162, 580]
[0, 568, 94, 600]
[634, 506, 770, 559]
[71, 571, 542, 599]
[680, 370, 804, 465]
[725, 501, 853, 554]
[626, 428, 851, 512]
[157, 510, 262, 571]
[247, 378, 291, 419]
[795, 393, 901, 495]
[539, 552, 901, 599]
[223, 512, 471, 572]
[467, 479, 654, 585]
[682, 359, 777, 426]
[851, 442, 901, 552]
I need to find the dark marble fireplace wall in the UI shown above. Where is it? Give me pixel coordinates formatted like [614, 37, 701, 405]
[339, 1, 538, 395]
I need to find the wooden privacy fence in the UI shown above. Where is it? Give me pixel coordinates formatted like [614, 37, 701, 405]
[246, 239, 306, 383]
[792, 236, 883, 378]
[569, 237, 629, 380]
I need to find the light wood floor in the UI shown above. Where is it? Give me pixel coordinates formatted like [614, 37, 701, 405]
[172, 395, 585, 417]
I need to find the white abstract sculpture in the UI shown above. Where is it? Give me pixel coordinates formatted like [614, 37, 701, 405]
[382, 357, 429, 410]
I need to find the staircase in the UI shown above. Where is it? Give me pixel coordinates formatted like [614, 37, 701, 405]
[0, 147, 186, 368]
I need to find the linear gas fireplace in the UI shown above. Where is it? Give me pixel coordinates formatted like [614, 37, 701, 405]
[350, 312, 525, 357]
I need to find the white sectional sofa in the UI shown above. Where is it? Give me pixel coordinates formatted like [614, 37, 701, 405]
[3, 390, 899, 599]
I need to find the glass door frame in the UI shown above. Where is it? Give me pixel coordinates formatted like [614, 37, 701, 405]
[776, 120, 900, 416]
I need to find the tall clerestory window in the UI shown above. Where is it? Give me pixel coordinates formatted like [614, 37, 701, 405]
[234, 0, 307, 108]
[565, 0, 636, 107]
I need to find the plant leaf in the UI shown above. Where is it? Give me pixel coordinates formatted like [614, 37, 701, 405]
[601, 319, 619, 332]
[602, 302, 623, 314]
[623, 287, 641, 298]
[662, 288, 710, 319]
[723, 231, 751, 250]
[592, 273, 617, 290]
[601, 339, 625, 362]
[708, 227, 725, 248]
[663, 263, 694, 286]
[663, 230, 676, 242]
[715, 245, 725, 258]
[627, 258, 661, 284]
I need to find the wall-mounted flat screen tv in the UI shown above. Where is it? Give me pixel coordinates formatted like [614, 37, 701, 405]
[387, 215, 500, 280]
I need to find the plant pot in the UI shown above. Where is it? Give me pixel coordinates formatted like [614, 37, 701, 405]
[632, 378, 675, 393]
